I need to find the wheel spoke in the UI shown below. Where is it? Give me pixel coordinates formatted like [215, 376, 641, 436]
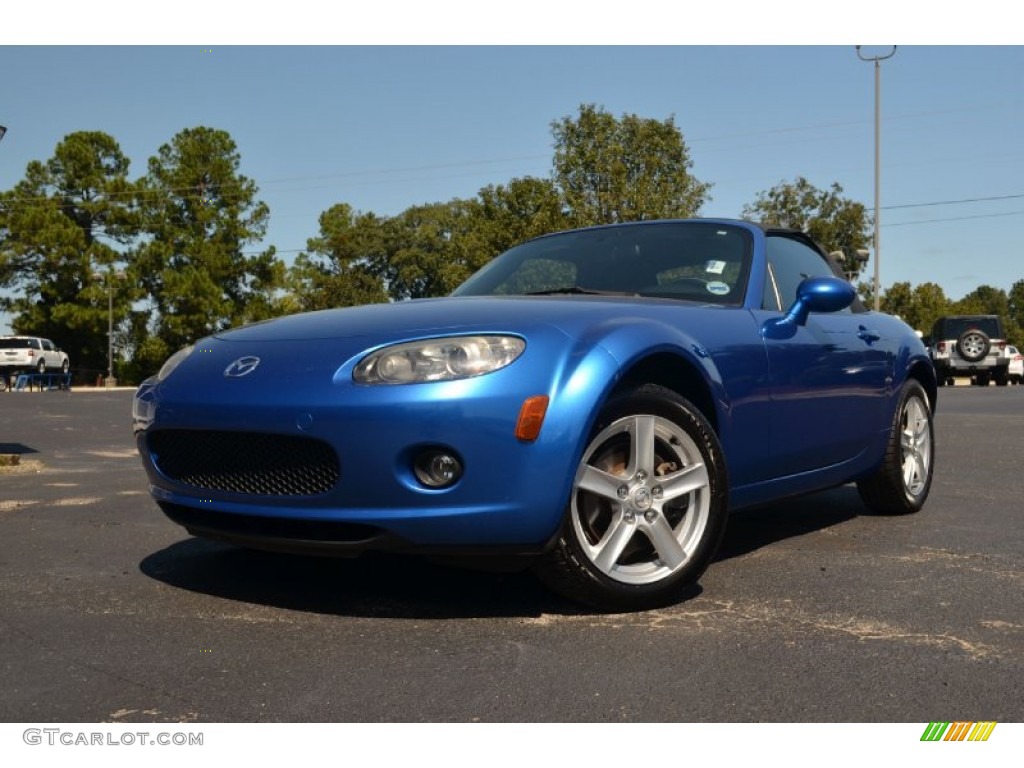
[577, 464, 626, 501]
[592, 515, 636, 573]
[628, 415, 656, 476]
[645, 515, 687, 570]
[903, 455, 917, 489]
[900, 428, 915, 454]
[658, 462, 709, 500]
[914, 455, 928, 488]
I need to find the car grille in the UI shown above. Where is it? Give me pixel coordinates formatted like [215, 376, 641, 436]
[148, 429, 340, 496]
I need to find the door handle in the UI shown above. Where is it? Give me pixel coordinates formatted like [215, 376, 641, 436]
[858, 326, 881, 343]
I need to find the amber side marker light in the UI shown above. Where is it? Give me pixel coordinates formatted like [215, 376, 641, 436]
[515, 396, 550, 442]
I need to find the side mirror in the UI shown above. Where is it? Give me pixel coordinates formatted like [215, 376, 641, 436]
[762, 277, 855, 339]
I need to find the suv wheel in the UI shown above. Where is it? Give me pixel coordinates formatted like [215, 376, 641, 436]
[957, 329, 991, 362]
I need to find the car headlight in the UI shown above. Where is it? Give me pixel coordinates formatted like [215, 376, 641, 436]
[353, 335, 525, 385]
[155, 345, 194, 382]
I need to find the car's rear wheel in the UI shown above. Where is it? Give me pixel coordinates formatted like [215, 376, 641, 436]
[534, 384, 728, 611]
[856, 379, 934, 515]
[36, 359, 46, 374]
[61, 359, 70, 374]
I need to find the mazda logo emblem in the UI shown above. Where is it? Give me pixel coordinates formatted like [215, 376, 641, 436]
[224, 356, 261, 377]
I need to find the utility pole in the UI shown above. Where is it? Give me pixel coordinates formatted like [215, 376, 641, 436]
[92, 270, 126, 386]
[855, 46, 897, 312]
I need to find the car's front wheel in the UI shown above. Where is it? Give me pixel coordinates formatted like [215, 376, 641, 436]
[534, 384, 728, 611]
[856, 379, 934, 514]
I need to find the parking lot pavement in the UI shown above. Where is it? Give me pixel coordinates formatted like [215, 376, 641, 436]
[1, 387, 1022, 722]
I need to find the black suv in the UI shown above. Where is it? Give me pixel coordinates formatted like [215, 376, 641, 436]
[929, 315, 1009, 386]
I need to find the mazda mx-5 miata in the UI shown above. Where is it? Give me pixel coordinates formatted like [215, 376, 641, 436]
[134, 219, 936, 610]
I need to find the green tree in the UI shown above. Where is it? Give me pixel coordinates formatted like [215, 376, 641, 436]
[1008, 279, 1024, 345]
[551, 104, 710, 227]
[473, 177, 568, 256]
[0, 131, 138, 378]
[880, 281, 914, 322]
[742, 177, 870, 279]
[953, 284, 1010, 317]
[133, 127, 283, 374]
[290, 203, 390, 311]
[386, 199, 492, 300]
[912, 282, 952, 337]
[880, 281, 951, 333]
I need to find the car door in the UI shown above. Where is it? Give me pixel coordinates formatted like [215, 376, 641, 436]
[41, 339, 56, 370]
[753, 234, 890, 477]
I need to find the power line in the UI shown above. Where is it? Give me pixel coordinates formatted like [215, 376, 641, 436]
[884, 210, 1024, 227]
[883, 193, 1024, 210]
[3, 99, 1021, 207]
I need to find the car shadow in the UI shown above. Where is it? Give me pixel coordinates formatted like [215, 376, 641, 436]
[139, 486, 862, 620]
[0, 442, 40, 455]
[716, 485, 862, 562]
[139, 540, 600, 619]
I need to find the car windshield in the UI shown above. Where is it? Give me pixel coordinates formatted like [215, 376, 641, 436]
[453, 221, 753, 305]
[0, 339, 33, 349]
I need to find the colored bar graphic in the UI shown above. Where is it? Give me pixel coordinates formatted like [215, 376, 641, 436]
[970, 722, 997, 741]
[945, 722, 970, 741]
[920, 722, 996, 742]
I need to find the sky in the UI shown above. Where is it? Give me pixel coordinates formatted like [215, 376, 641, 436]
[1, 7, 1022, 336]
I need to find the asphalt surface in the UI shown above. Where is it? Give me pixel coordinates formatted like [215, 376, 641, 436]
[1, 386, 1021, 722]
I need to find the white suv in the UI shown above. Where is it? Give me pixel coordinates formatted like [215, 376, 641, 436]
[0, 336, 71, 378]
[929, 315, 1010, 386]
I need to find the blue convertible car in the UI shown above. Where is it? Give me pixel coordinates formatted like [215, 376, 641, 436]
[134, 219, 936, 610]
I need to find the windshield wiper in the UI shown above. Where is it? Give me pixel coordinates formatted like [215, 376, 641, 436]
[525, 286, 638, 297]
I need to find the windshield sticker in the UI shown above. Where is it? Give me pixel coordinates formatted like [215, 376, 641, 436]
[707, 281, 730, 296]
[705, 260, 726, 275]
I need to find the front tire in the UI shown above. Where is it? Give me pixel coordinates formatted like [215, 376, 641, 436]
[856, 379, 934, 514]
[534, 384, 728, 611]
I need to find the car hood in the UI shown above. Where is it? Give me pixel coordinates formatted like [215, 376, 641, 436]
[214, 295, 720, 343]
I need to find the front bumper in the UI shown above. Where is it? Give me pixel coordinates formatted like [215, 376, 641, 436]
[134, 333, 617, 553]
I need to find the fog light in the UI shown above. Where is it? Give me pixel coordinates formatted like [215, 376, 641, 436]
[414, 449, 463, 488]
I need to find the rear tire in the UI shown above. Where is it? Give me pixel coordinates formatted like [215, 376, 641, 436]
[534, 384, 728, 611]
[857, 379, 934, 515]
